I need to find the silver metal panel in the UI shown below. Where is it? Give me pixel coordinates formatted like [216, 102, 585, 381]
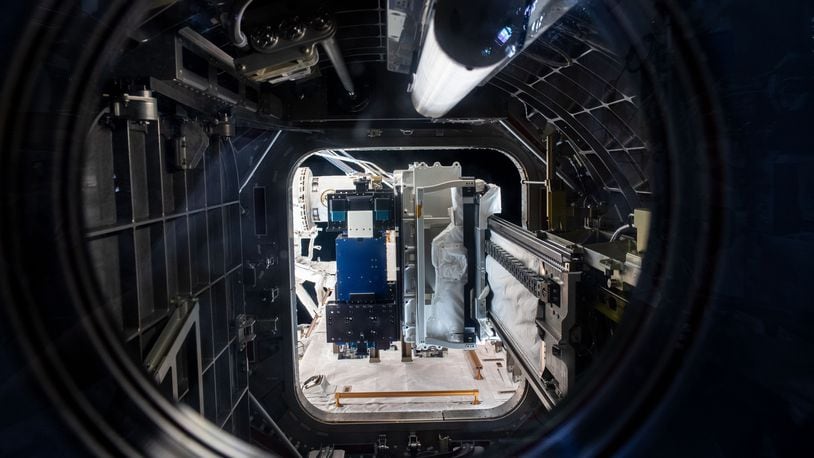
[397, 163, 463, 348]
[143, 301, 204, 414]
[386, 0, 423, 74]
[487, 217, 581, 401]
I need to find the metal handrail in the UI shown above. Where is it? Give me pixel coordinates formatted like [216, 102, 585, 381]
[334, 389, 480, 407]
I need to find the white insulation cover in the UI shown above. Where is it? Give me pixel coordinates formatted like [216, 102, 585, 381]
[299, 312, 519, 414]
[427, 185, 501, 342]
[486, 231, 545, 375]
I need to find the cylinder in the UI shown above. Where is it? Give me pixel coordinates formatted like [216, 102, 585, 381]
[320, 36, 355, 96]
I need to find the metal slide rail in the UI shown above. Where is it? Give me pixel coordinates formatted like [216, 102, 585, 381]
[488, 216, 578, 271]
[485, 239, 560, 305]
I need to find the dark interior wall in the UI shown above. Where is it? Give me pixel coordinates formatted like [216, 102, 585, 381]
[70, 0, 656, 451]
[82, 111, 251, 439]
[0, 0, 810, 456]
[27, 0, 662, 453]
[277, 0, 655, 220]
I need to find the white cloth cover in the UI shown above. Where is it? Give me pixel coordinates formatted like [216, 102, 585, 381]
[426, 185, 501, 342]
[478, 185, 502, 228]
[486, 232, 544, 374]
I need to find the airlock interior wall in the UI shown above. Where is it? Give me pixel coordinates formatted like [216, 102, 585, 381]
[490, 2, 654, 218]
[311, 0, 653, 220]
[239, 126, 551, 449]
[243, 0, 654, 449]
[82, 112, 250, 439]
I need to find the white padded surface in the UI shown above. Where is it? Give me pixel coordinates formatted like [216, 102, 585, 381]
[298, 313, 520, 414]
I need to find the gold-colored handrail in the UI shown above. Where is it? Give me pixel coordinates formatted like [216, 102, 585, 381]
[335, 389, 480, 407]
[465, 350, 484, 380]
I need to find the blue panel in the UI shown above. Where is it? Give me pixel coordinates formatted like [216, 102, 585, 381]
[335, 236, 388, 302]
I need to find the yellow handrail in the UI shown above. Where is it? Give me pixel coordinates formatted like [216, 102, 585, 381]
[335, 389, 480, 407]
[465, 350, 484, 380]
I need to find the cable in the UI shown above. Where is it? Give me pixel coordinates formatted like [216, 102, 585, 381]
[610, 223, 636, 242]
[313, 151, 395, 189]
[229, 0, 254, 49]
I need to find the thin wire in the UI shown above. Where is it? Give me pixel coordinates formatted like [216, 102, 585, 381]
[239, 130, 282, 193]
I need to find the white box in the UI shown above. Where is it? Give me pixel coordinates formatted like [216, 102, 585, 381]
[347, 211, 373, 238]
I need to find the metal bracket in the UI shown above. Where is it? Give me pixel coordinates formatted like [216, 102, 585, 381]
[236, 314, 257, 351]
[169, 118, 209, 170]
[142, 297, 204, 414]
[407, 433, 421, 453]
[485, 239, 560, 304]
[110, 89, 158, 121]
[376, 434, 389, 455]
[414, 178, 483, 350]
[235, 20, 335, 83]
[210, 112, 234, 138]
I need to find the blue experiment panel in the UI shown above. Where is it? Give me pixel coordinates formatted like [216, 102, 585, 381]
[335, 235, 388, 302]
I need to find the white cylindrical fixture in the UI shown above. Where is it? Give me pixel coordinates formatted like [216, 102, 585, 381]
[411, 21, 501, 118]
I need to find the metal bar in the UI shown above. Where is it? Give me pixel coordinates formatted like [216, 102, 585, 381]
[86, 201, 240, 238]
[335, 389, 480, 407]
[498, 119, 577, 192]
[220, 387, 249, 429]
[143, 305, 189, 375]
[465, 351, 484, 380]
[248, 392, 302, 458]
[488, 312, 556, 410]
[305, 313, 320, 338]
[545, 133, 560, 231]
[474, 196, 488, 325]
[194, 263, 242, 297]
[295, 282, 319, 318]
[178, 27, 237, 72]
[546, 134, 555, 194]
[203, 335, 236, 374]
[415, 187, 426, 348]
[418, 179, 476, 194]
[320, 36, 355, 96]
[142, 301, 205, 415]
[239, 130, 282, 193]
[462, 187, 478, 340]
[234, 129, 275, 159]
[488, 216, 574, 270]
